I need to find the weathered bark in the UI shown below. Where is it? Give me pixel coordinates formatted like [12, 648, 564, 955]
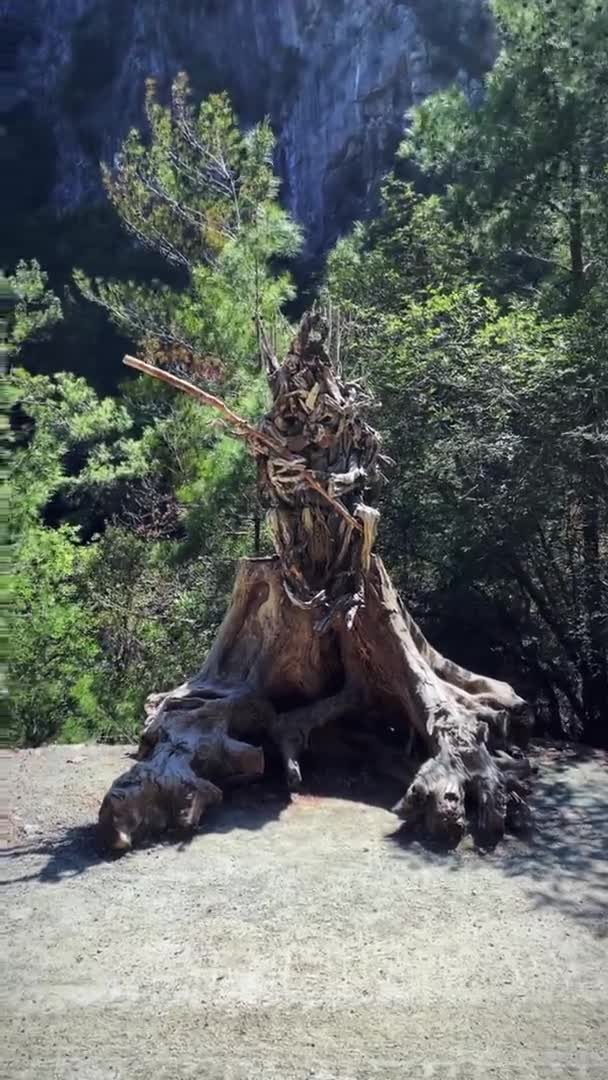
[99, 553, 533, 850]
[98, 556, 350, 850]
[99, 312, 534, 851]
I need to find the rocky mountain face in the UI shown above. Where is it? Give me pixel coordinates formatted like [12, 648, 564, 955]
[3, 0, 494, 255]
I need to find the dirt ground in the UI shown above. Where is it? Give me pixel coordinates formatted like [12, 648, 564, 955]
[2, 743, 607, 1080]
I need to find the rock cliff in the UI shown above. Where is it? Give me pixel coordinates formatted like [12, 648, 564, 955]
[3, 0, 494, 253]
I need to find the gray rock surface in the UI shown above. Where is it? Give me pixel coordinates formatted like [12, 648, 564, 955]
[3, 0, 494, 252]
[2, 743, 607, 1078]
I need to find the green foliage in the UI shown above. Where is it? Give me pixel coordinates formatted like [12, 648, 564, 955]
[9, 517, 231, 745]
[327, 180, 466, 317]
[402, 0, 608, 304]
[9, 368, 145, 531]
[7, 366, 138, 742]
[5, 261, 62, 357]
[10, 524, 102, 745]
[7, 85, 294, 747]
[10, 20, 608, 749]
[326, 3, 608, 741]
[77, 78, 301, 375]
[80, 527, 228, 741]
[7, 365, 239, 745]
[330, 216, 607, 738]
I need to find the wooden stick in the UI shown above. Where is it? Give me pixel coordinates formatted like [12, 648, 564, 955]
[124, 354, 274, 450]
[123, 354, 362, 533]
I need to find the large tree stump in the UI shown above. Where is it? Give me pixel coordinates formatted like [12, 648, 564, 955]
[99, 313, 534, 851]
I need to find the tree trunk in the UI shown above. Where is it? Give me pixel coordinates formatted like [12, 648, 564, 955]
[580, 492, 608, 747]
[99, 313, 535, 851]
[566, 154, 607, 744]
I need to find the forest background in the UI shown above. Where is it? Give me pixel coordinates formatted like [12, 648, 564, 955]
[5, 0, 607, 749]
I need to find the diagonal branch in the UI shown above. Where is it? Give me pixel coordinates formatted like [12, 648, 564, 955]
[123, 354, 362, 533]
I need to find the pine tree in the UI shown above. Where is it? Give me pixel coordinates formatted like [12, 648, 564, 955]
[75, 76, 301, 381]
[402, 0, 608, 306]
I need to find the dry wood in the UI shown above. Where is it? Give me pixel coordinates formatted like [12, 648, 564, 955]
[100, 314, 534, 851]
[124, 353, 277, 448]
[123, 353, 362, 533]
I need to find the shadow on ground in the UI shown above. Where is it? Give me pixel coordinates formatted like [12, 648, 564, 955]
[1, 824, 108, 886]
[496, 747, 608, 936]
[387, 744, 608, 937]
[0, 787, 289, 887]
[1, 753, 408, 888]
[3, 745, 606, 937]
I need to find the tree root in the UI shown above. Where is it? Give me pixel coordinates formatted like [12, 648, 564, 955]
[99, 314, 534, 852]
[98, 557, 533, 852]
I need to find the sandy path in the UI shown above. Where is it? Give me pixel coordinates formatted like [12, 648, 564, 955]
[2, 744, 607, 1080]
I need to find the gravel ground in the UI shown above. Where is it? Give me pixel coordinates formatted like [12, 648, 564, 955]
[2, 743, 607, 1080]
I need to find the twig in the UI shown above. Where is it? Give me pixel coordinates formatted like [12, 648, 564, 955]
[123, 354, 362, 533]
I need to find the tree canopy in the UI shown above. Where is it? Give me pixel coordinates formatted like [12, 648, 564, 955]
[7, 3, 608, 747]
[76, 75, 301, 378]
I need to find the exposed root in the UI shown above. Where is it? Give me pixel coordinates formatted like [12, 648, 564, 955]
[270, 686, 358, 790]
[98, 557, 533, 851]
[98, 313, 535, 853]
[98, 700, 264, 851]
